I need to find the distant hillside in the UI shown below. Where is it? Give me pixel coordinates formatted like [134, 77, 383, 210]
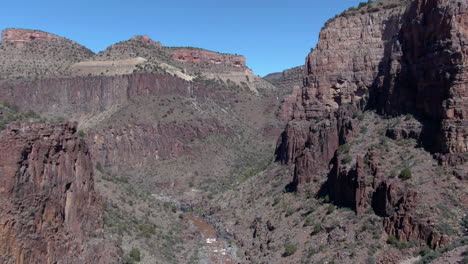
[0, 28, 94, 80]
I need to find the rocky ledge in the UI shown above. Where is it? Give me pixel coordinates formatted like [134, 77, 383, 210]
[172, 48, 246, 68]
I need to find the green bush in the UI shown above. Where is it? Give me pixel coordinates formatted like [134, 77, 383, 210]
[399, 168, 412, 180]
[77, 130, 85, 138]
[285, 207, 295, 217]
[337, 144, 350, 154]
[303, 216, 313, 227]
[416, 247, 441, 264]
[313, 223, 323, 235]
[342, 154, 352, 164]
[387, 235, 410, 249]
[129, 248, 141, 262]
[367, 256, 376, 264]
[283, 243, 298, 257]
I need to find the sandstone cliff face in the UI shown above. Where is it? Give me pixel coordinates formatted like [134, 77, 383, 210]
[281, 0, 466, 159]
[276, 1, 409, 184]
[171, 49, 246, 68]
[373, 0, 468, 158]
[0, 73, 193, 118]
[0, 122, 118, 264]
[277, 0, 466, 194]
[264, 66, 305, 121]
[276, 0, 466, 249]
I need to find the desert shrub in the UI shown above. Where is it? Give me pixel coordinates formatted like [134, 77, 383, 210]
[463, 250, 468, 264]
[326, 204, 336, 214]
[3, 102, 19, 112]
[437, 222, 456, 236]
[353, 111, 365, 121]
[342, 154, 352, 164]
[462, 216, 468, 230]
[387, 235, 410, 249]
[306, 246, 319, 258]
[138, 223, 155, 237]
[283, 243, 298, 257]
[404, 114, 414, 121]
[416, 247, 441, 264]
[367, 256, 376, 264]
[77, 130, 85, 138]
[337, 144, 350, 154]
[303, 216, 313, 227]
[272, 196, 281, 207]
[285, 207, 295, 217]
[313, 223, 323, 235]
[399, 168, 412, 180]
[95, 162, 104, 173]
[129, 248, 141, 262]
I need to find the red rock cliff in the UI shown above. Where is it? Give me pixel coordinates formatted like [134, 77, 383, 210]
[277, 0, 467, 188]
[172, 49, 246, 68]
[276, 0, 466, 248]
[0, 122, 119, 264]
[1, 29, 55, 43]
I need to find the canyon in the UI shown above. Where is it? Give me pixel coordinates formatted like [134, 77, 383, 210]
[0, 0, 466, 263]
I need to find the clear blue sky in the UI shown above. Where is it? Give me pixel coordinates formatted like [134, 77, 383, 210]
[1, 0, 365, 76]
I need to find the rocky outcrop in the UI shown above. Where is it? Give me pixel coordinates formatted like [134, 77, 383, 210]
[131, 35, 162, 47]
[382, 191, 449, 249]
[0, 122, 119, 264]
[325, 149, 449, 249]
[276, 104, 357, 191]
[2, 29, 53, 43]
[327, 155, 368, 216]
[385, 118, 422, 140]
[171, 49, 246, 68]
[264, 65, 304, 92]
[264, 66, 305, 121]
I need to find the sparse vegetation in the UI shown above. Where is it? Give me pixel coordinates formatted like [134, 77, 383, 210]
[283, 243, 298, 257]
[399, 168, 412, 180]
[342, 154, 352, 164]
[77, 129, 85, 138]
[387, 235, 410, 249]
[312, 223, 323, 235]
[416, 247, 441, 264]
[129, 248, 141, 262]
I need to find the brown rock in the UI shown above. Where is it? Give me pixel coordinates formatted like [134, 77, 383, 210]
[383, 190, 449, 249]
[2, 29, 52, 43]
[0, 122, 119, 264]
[172, 49, 246, 68]
[131, 35, 162, 47]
